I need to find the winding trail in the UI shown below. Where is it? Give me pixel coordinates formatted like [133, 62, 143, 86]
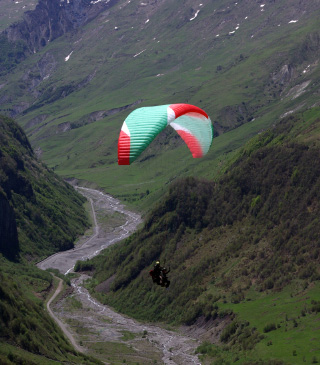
[46, 277, 84, 353]
[38, 187, 201, 364]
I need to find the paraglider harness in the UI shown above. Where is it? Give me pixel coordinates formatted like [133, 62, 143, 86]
[149, 262, 170, 288]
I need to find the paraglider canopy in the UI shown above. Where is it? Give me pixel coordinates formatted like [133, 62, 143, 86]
[118, 104, 213, 165]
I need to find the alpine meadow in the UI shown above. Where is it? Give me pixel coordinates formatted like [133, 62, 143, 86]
[0, 0, 320, 364]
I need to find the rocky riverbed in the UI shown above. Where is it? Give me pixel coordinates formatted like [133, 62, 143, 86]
[38, 187, 201, 364]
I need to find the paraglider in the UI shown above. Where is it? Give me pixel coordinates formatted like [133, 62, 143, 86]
[149, 261, 170, 288]
[118, 104, 213, 165]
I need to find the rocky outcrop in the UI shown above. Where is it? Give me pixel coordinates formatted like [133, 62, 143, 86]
[3, 0, 119, 55]
[74, 99, 144, 127]
[272, 64, 294, 85]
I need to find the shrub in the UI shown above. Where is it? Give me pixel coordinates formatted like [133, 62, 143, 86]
[220, 321, 238, 342]
[74, 259, 94, 272]
[196, 341, 218, 356]
[311, 300, 320, 313]
[263, 323, 277, 333]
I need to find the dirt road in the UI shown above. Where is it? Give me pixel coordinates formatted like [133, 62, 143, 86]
[38, 187, 201, 364]
[46, 277, 84, 353]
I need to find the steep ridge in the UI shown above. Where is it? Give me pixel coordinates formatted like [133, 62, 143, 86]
[0, 115, 102, 363]
[0, 2, 319, 362]
[0, 0, 37, 33]
[79, 109, 320, 363]
[1, 0, 118, 61]
[0, 115, 89, 260]
[1, 1, 320, 126]
[0, 267, 103, 364]
[0, 0, 318, 207]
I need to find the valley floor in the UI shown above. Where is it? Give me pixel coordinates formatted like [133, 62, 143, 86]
[38, 187, 202, 364]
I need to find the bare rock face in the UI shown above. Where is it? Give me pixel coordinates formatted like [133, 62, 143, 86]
[272, 65, 294, 85]
[5, 0, 73, 53]
[3, 0, 118, 54]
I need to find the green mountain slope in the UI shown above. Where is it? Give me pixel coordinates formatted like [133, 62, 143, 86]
[0, 115, 89, 260]
[79, 108, 320, 363]
[0, 0, 36, 32]
[1, 0, 320, 207]
[0, 116, 100, 364]
[0, 267, 101, 365]
[0, 2, 319, 362]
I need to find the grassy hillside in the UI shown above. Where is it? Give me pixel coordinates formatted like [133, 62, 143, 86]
[0, 0, 320, 208]
[0, 0, 36, 32]
[0, 115, 89, 261]
[77, 108, 320, 363]
[0, 262, 101, 365]
[0, 115, 101, 363]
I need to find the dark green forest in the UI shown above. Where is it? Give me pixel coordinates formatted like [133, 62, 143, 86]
[82, 115, 320, 321]
[0, 115, 89, 261]
[78, 114, 320, 362]
[0, 265, 102, 364]
[1, 0, 320, 363]
[0, 116, 100, 364]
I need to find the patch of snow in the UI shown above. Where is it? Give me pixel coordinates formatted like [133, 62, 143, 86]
[133, 49, 146, 57]
[145, 19, 149, 23]
[303, 65, 311, 74]
[288, 20, 298, 23]
[229, 30, 235, 34]
[288, 80, 311, 100]
[156, 74, 164, 77]
[260, 4, 265, 7]
[91, 0, 103, 4]
[235, 26, 239, 30]
[65, 51, 73, 62]
[115, 26, 118, 30]
[216, 34, 220, 37]
[245, 16, 248, 19]
[281, 110, 294, 118]
[190, 10, 200, 21]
